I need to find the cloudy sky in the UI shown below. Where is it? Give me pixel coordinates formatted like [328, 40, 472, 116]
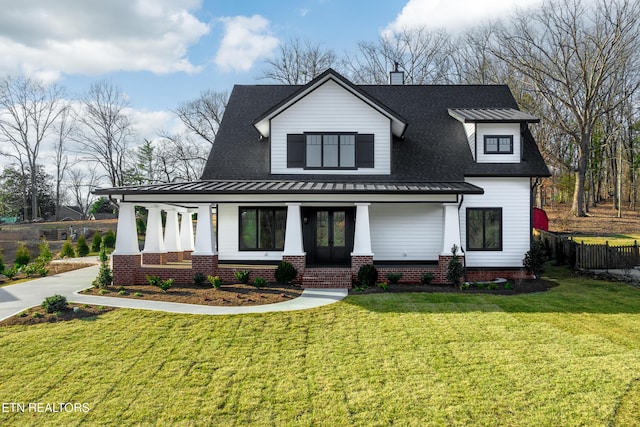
[0, 0, 542, 142]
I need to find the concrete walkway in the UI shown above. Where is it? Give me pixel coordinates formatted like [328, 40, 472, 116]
[0, 264, 348, 322]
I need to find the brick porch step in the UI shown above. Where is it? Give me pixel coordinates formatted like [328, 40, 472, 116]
[302, 268, 352, 288]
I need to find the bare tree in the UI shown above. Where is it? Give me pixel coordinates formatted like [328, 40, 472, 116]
[173, 90, 228, 145]
[66, 165, 101, 219]
[344, 27, 453, 84]
[0, 75, 64, 220]
[73, 80, 134, 187]
[155, 132, 209, 181]
[54, 103, 74, 220]
[260, 38, 338, 84]
[493, 0, 640, 216]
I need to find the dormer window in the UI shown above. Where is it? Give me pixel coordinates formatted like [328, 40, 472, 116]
[287, 133, 374, 169]
[306, 134, 355, 168]
[484, 135, 513, 154]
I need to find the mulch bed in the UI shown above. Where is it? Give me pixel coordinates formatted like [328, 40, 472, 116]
[0, 304, 115, 327]
[80, 282, 304, 306]
[349, 278, 556, 295]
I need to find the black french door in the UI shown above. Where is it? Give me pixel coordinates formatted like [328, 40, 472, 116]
[303, 208, 354, 266]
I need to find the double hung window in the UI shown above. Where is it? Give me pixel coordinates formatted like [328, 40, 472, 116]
[484, 135, 513, 154]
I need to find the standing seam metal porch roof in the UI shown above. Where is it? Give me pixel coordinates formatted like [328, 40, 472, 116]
[94, 180, 484, 196]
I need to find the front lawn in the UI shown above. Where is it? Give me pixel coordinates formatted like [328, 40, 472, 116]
[569, 233, 640, 246]
[1, 265, 639, 426]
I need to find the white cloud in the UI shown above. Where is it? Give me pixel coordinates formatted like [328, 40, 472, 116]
[0, 0, 209, 80]
[384, 0, 543, 34]
[215, 15, 279, 73]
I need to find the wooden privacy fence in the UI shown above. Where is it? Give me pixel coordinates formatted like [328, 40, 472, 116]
[535, 229, 640, 270]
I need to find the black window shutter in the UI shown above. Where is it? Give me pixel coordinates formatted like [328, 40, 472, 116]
[356, 134, 374, 168]
[287, 134, 305, 168]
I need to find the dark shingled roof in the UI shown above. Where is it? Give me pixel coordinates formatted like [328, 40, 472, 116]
[201, 80, 550, 183]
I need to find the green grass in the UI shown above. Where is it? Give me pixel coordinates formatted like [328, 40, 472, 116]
[570, 233, 640, 246]
[1, 265, 640, 426]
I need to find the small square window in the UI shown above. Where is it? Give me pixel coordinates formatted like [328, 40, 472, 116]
[484, 135, 513, 154]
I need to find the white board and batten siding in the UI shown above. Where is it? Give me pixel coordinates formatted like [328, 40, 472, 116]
[475, 123, 520, 163]
[270, 79, 391, 175]
[369, 204, 442, 261]
[216, 203, 284, 262]
[461, 177, 531, 268]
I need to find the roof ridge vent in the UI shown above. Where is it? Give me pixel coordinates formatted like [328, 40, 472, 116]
[389, 62, 405, 85]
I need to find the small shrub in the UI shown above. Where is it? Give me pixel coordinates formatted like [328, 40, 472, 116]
[118, 290, 127, 295]
[234, 270, 250, 284]
[118, 286, 126, 292]
[38, 239, 53, 264]
[386, 272, 403, 285]
[37, 266, 49, 277]
[14, 242, 31, 267]
[254, 277, 267, 288]
[459, 282, 470, 290]
[20, 264, 37, 277]
[93, 241, 112, 288]
[146, 275, 162, 287]
[208, 275, 222, 289]
[76, 235, 90, 257]
[504, 281, 514, 290]
[18, 311, 27, 318]
[421, 272, 435, 285]
[42, 294, 68, 314]
[4, 266, 17, 280]
[275, 261, 297, 284]
[158, 279, 174, 292]
[32, 312, 43, 318]
[133, 292, 143, 297]
[60, 239, 76, 258]
[103, 229, 116, 249]
[446, 244, 464, 287]
[487, 282, 498, 290]
[54, 311, 64, 317]
[193, 272, 207, 287]
[99, 289, 108, 295]
[357, 264, 378, 288]
[523, 240, 547, 278]
[377, 282, 389, 291]
[91, 233, 102, 252]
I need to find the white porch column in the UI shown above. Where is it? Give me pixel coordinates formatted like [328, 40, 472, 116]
[283, 203, 305, 255]
[192, 204, 216, 255]
[441, 203, 462, 256]
[351, 203, 373, 256]
[143, 206, 167, 253]
[113, 202, 140, 255]
[164, 209, 182, 253]
[179, 211, 195, 252]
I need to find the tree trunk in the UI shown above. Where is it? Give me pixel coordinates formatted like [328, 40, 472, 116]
[571, 137, 589, 217]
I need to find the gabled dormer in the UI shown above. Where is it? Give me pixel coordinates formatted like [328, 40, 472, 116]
[253, 69, 407, 175]
[448, 108, 539, 164]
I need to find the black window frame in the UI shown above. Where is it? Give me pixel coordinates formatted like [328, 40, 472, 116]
[304, 132, 357, 170]
[483, 135, 514, 154]
[238, 207, 287, 251]
[466, 207, 503, 251]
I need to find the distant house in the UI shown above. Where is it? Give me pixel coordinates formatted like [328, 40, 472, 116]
[57, 205, 84, 221]
[89, 212, 117, 221]
[95, 69, 550, 287]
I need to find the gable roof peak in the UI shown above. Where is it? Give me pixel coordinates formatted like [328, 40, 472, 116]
[253, 68, 408, 138]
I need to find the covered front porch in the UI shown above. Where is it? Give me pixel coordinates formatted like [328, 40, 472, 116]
[97, 179, 487, 288]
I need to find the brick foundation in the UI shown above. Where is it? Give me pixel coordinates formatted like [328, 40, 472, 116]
[112, 254, 142, 286]
[466, 268, 532, 282]
[351, 255, 374, 281]
[282, 255, 306, 283]
[217, 266, 277, 283]
[142, 252, 167, 265]
[182, 250, 193, 261]
[166, 251, 184, 262]
[191, 254, 218, 278]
